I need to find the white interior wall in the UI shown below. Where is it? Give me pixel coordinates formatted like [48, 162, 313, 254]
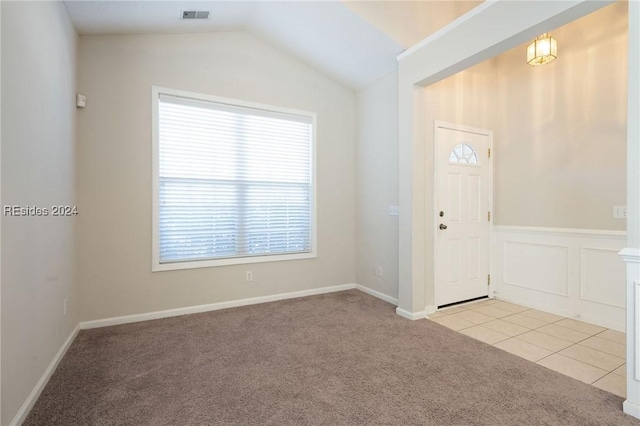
[76, 32, 356, 322]
[355, 72, 399, 300]
[1, 2, 79, 424]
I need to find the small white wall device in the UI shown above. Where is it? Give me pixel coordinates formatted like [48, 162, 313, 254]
[76, 94, 87, 108]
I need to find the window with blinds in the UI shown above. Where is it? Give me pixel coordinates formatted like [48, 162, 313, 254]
[153, 89, 315, 270]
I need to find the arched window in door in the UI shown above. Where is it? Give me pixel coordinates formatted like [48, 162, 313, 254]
[449, 143, 479, 165]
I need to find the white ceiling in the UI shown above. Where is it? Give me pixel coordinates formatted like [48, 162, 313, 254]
[63, 0, 406, 90]
[64, 1, 252, 34]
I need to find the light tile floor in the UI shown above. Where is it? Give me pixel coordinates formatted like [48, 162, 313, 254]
[429, 298, 626, 398]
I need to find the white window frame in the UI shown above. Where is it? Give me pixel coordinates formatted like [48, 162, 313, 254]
[151, 86, 317, 272]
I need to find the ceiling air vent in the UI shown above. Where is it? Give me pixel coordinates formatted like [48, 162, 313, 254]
[182, 10, 210, 20]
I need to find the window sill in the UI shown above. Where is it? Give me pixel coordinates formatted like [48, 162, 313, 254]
[152, 251, 317, 272]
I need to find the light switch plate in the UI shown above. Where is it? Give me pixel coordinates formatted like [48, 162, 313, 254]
[613, 206, 627, 219]
[76, 94, 86, 108]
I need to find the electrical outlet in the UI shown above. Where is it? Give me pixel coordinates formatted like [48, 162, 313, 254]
[375, 266, 383, 277]
[389, 205, 399, 216]
[64, 299, 69, 315]
[246, 271, 253, 282]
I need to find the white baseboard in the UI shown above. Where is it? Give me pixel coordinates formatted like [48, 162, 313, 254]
[425, 305, 438, 316]
[10, 324, 80, 426]
[354, 284, 398, 305]
[396, 307, 428, 320]
[624, 400, 640, 419]
[494, 292, 625, 333]
[80, 283, 401, 330]
[494, 292, 573, 318]
[81, 283, 357, 330]
[575, 312, 626, 333]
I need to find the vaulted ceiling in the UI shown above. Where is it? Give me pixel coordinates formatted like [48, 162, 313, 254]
[63, 1, 481, 90]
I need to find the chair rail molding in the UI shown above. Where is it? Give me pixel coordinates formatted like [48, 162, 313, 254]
[620, 247, 640, 263]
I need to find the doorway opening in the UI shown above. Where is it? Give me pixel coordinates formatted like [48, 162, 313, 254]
[425, 1, 627, 329]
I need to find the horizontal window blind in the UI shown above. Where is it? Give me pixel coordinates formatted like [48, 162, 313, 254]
[158, 94, 313, 264]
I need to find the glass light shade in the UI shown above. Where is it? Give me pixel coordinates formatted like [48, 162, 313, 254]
[527, 33, 557, 66]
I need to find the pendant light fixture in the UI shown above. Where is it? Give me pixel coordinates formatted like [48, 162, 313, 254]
[527, 33, 557, 66]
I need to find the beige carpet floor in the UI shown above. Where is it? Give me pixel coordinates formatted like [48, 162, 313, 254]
[24, 290, 639, 425]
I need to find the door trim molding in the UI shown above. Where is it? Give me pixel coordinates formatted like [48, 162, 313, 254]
[433, 121, 494, 306]
[434, 121, 493, 137]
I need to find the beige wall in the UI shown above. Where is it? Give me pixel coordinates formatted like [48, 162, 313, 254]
[355, 72, 399, 298]
[1, 2, 78, 424]
[77, 32, 356, 321]
[494, 1, 628, 230]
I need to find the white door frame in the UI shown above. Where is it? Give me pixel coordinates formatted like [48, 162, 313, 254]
[433, 121, 494, 307]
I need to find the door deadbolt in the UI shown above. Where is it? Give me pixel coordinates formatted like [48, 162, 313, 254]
[439, 211, 444, 217]
[439, 224, 448, 230]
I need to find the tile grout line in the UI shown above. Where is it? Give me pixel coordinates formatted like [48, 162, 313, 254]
[433, 300, 627, 395]
[443, 305, 561, 333]
[556, 344, 624, 373]
[455, 306, 625, 371]
[533, 352, 610, 385]
[490, 316, 624, 381]
[593, 328, 626, 345]
[433, 303, 626, 360]
[510, 322, 626, 370]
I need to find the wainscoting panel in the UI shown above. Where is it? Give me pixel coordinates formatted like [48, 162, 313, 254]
[493, 226, 626, 332]
[503, 241, 569, 296]
[580, 247, 626, 308]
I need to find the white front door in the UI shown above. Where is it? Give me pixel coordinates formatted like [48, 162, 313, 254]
[435, 123, 491, 306]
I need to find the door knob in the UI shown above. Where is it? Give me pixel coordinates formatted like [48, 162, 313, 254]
[439, 224, 448, 230]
